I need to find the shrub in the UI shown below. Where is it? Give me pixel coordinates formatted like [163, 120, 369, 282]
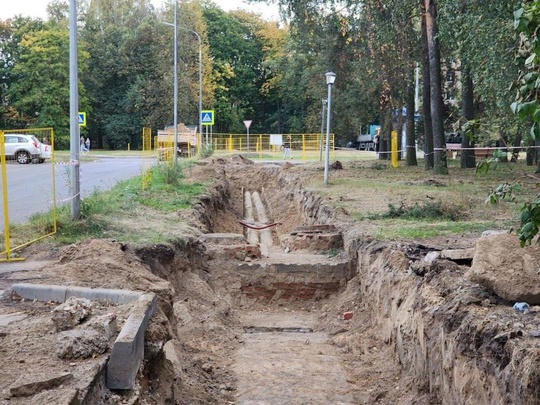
[381, 200, 462, 221]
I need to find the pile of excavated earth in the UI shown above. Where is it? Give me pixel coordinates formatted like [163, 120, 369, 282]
[2, 155, 540, 405]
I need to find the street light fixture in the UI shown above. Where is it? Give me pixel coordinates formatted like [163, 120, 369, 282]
[324, 72, 336, 186]
[162, 0, 178, 166]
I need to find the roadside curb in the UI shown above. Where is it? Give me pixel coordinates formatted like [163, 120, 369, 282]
[10, 283, 156, 390]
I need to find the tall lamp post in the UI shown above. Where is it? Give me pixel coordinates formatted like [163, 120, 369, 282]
[319, 98, 327, 161]
[178, 27, 203, 145]
[163, 1, 178, 166]
[69, 0, 80, 217]
[324, 72, 336, 186]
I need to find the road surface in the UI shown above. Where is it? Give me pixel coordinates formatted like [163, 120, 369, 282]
[0, 156, 146, 231]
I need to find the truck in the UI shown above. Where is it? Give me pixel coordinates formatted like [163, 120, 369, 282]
[157, 123, 198, 159]
[356, 124, 380, 151]
[356, 134, 375, 151]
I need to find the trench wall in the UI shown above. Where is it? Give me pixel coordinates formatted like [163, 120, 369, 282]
[357, 243, 540, 405]
[187, 165, 336, 235]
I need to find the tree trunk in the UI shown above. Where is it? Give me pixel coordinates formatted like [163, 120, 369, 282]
[406, 74, 418, 166]
[424, 0, 448, 175]
[460, 64, 476, 168]
[526, 139, 535, 166]
[380, 108, 392, 160]
[421, 4, 433, 170]
[396, 109, 404, 161]
[511, 128, 522, 162]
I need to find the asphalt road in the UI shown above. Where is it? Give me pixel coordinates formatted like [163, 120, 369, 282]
[0, 156, 145, 230]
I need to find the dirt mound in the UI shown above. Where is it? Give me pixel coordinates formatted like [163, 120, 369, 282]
[53, 239, 171, 294]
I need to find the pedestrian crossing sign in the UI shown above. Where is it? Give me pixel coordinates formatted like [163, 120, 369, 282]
[78, 112, 86, 127]
[201, 110, 214, 126]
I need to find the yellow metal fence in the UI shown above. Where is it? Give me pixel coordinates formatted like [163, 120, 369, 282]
[142, 127, 153, 189]
[0, 128, 56, 261]
[150, 132, 335, 162]
[210, 133, 335, 160]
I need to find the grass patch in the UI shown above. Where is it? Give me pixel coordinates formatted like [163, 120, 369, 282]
[374, 220, 499, 240]
[308, 157, 531, 240]
[15, 163, 208, 245]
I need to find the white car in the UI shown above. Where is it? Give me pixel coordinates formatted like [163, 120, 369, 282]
[3, 134, 51, 164]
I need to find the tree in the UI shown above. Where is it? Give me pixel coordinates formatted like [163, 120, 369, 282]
[7, 21, 89, 148]
[0, 17, 46, 129]
[507, 1, 540, 245]
[421, 3, 434, 169]
[438, 0, 521, 166]
[460, 64, 476, 168]
[423, 0, 448, 174]
[203, 5, 263, 132]
[82, 0, 159, 149]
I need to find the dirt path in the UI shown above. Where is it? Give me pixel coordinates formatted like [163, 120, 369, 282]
[230, 187, 355, 404]
[234, 311, 355, 404]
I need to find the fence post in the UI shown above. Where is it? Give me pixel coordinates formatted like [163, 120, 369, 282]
[0, 131, 10, 259]
[0, 131, 23, 262]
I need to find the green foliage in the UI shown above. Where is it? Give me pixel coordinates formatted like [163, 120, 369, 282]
[199, 143, 214, 159]
[519, 198, 540, 246]
[375, 221, 495, 240]
[513, 2, 540, 136]
[485, 182, 523, 204]
[371, 162, 388, 170]
[151, 163, 184, 186]
[325, 248, 340, 257]
[437, 1, 522, 157]
[380, 201, 462, 221]
[203, 5, 279, 133]
[475, 149, 511, 174]
[484, 1, 540, 246]
[3, 19, 89, 145]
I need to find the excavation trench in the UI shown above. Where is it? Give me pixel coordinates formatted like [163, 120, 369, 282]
[129, 160, 540, 405]
[5, 159, 539, 404]
[136, 161, 361, 404]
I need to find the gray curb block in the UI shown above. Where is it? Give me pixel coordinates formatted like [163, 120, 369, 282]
[11, 283, 142, 304]
[10, 283, 156, 390]
[107, 293, 157, 389]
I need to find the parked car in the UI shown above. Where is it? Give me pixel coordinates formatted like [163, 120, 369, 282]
[3, 134, 51, 164]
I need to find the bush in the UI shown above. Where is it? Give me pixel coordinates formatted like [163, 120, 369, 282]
[153, 163, 184, 185]
[199, 143, 214, 159]
[381, 200, 462, 221]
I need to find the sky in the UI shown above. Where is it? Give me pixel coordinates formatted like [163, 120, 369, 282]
[0, 0, 280, 21]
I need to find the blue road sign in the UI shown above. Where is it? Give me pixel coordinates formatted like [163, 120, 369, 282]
[78, 112, 86, 127]
[201, 110, 214, 126]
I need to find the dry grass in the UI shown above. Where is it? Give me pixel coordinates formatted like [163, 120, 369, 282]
[292, 154, 537, 240]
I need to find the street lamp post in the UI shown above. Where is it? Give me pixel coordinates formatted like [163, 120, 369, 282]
[69, 0, 80, 217]
[324, 72, 336, 186]
[163, 1, 178, 166]
[319, 98, 327, 162]
[178, 27, 203, 145]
